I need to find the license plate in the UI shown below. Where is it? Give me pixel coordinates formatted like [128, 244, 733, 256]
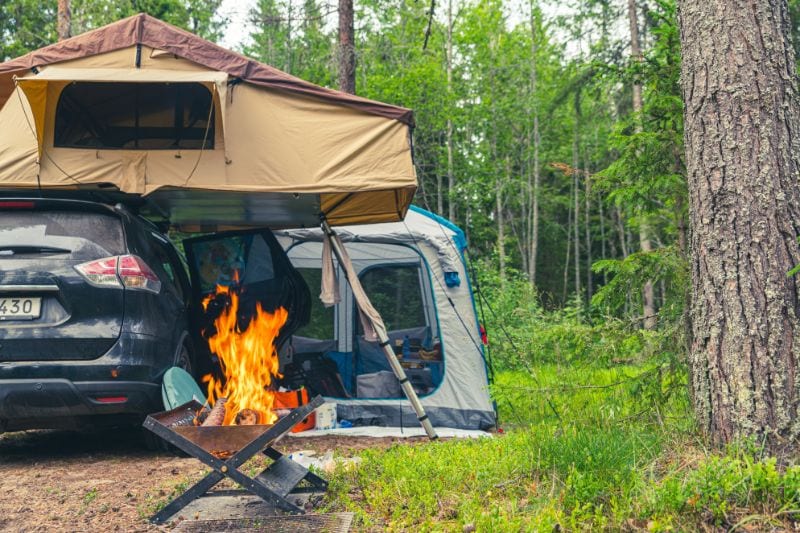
[0, 297, 42, 320]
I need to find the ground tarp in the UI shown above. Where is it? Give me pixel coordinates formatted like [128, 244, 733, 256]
[0, 14, 417, 228]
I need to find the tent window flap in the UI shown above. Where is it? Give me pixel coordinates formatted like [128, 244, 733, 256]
[54, 82, 215, 150]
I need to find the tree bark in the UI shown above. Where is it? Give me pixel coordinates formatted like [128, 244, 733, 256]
[584, 149, 593, 303]
[529, 3, 541, 286]
[573, 92, 581, 298]
[57, 0, 71, 41]
[446, 0, 454, 221]
[338, 0, 356, 94]
[678, 0, 800, 445]
[628, 0, 656, 328]
[497, 157, 508, 285]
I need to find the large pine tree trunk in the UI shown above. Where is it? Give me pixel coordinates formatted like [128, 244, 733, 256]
[679, 0, 800, 445]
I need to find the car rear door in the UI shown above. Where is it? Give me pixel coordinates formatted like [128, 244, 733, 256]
[0, 203, 125, 361]
[183, 229, 311, 359]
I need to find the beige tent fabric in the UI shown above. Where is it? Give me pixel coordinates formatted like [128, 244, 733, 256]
[0, 15, 417, 227]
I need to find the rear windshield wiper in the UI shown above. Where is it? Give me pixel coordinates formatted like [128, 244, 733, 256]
[0, 245, 72, 255]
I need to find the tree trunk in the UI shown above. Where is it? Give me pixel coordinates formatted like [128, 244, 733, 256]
[338, 0, 356, 94]
[615, 206, 628, 258]
[678, 0, 800, 445]
[497, 157, 508, 285]
[584, 149, 592, 303]
[529, 3, 541, 286]
[598, 194, 608, 285]
[57, 0, 71, 41]
[496, 181, 506, 284]
[446, 0, 454, 221]
[573, 92, 581, 298]
[628, 0, 656, 328]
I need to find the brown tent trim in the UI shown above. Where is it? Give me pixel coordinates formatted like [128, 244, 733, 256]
[0, 13, 414, 126]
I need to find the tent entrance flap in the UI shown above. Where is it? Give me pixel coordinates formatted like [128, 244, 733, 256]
[320, 218, 438, 440]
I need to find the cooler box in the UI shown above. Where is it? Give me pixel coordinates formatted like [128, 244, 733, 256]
[274, 389, 315, 432]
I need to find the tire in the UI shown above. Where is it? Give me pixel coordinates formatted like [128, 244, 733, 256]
[142, 426, 168, 451]
[175, 342, 194, 377]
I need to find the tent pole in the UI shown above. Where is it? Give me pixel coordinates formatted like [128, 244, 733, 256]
[320, 218, 439, 440]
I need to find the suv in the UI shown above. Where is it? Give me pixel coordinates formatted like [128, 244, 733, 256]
[0, 198, 193, 431]
[0, 197, 311, 433]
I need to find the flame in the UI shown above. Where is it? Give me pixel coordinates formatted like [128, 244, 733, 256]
[202, 284, 288, 425]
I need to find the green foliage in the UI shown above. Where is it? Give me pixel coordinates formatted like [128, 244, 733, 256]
[0, 0, 56, 59]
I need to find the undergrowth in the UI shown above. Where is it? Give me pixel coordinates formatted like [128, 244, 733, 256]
[326, 363, 800, 531]
[323, 276, 800, 530]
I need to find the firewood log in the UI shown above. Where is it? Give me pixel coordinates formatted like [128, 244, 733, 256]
[202, 397, 227, 426]
[235, 409, 259, 425]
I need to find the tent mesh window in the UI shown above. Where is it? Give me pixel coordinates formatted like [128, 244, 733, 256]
[294, 267, 335, 340]
[54, 82, 215, 150]
[358, 265, 426, 332]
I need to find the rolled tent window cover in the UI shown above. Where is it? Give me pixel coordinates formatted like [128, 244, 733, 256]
[0, 13, 418, 228]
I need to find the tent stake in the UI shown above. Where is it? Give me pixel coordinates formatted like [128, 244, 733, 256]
[320, 218, 439, 440]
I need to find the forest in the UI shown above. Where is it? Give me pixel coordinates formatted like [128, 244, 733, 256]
[4, 0, 800, 529]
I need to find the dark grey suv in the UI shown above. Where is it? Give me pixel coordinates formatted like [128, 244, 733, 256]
[0, 198, 194, 431]
[0, 197, 311, 433]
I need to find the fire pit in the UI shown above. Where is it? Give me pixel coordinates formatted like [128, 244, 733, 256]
[143, 395, 326, 524]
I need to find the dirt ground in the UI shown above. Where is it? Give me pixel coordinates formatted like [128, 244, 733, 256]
[0, 427, 418, 532]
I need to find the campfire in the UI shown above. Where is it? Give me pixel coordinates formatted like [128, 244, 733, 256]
[198, 283, 288, 427]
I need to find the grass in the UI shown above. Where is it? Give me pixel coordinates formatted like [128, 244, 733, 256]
[323, 362, 800, 531]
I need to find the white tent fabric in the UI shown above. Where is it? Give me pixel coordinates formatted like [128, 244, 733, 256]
[288, 426, 491, 439]
[276, 207, 495, 430]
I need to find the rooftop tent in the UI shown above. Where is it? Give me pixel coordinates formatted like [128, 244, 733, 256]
[0, 14, 416, 228]
[275, 207, 496, 430]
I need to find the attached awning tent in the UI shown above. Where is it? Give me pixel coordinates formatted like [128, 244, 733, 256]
[276, 207, 496, 430]
[0, 13, 417, 228]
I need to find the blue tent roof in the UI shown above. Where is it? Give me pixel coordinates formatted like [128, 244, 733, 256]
[409, 205, 468, 251]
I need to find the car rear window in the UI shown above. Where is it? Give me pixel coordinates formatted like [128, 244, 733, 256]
[0, 210, 125, 260]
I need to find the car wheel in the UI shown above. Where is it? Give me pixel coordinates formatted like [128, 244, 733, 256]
[141, 426, 171, 452]
[175, 343, 194, 377]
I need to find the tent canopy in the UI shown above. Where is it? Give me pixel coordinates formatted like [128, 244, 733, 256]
[0, 14, 417, 228]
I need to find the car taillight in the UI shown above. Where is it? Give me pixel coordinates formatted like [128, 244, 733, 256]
[117, 254, 161, 294]
[75, 256, 121, 288]
[0, 201, 35, 209]
[75, 254, 161, 294]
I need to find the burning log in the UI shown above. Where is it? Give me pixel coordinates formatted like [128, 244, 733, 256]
[202, 397, 227, 426]
[235, 409, 259, 426]
[200, 282, 288, 426]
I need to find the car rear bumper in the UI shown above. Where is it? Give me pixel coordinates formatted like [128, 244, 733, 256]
[0, 378, 161, 430]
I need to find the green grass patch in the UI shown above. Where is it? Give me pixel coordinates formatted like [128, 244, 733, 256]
[323, 362, 800, 531]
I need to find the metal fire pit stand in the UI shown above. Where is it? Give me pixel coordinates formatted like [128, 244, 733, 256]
[143, 395, 327, 525]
